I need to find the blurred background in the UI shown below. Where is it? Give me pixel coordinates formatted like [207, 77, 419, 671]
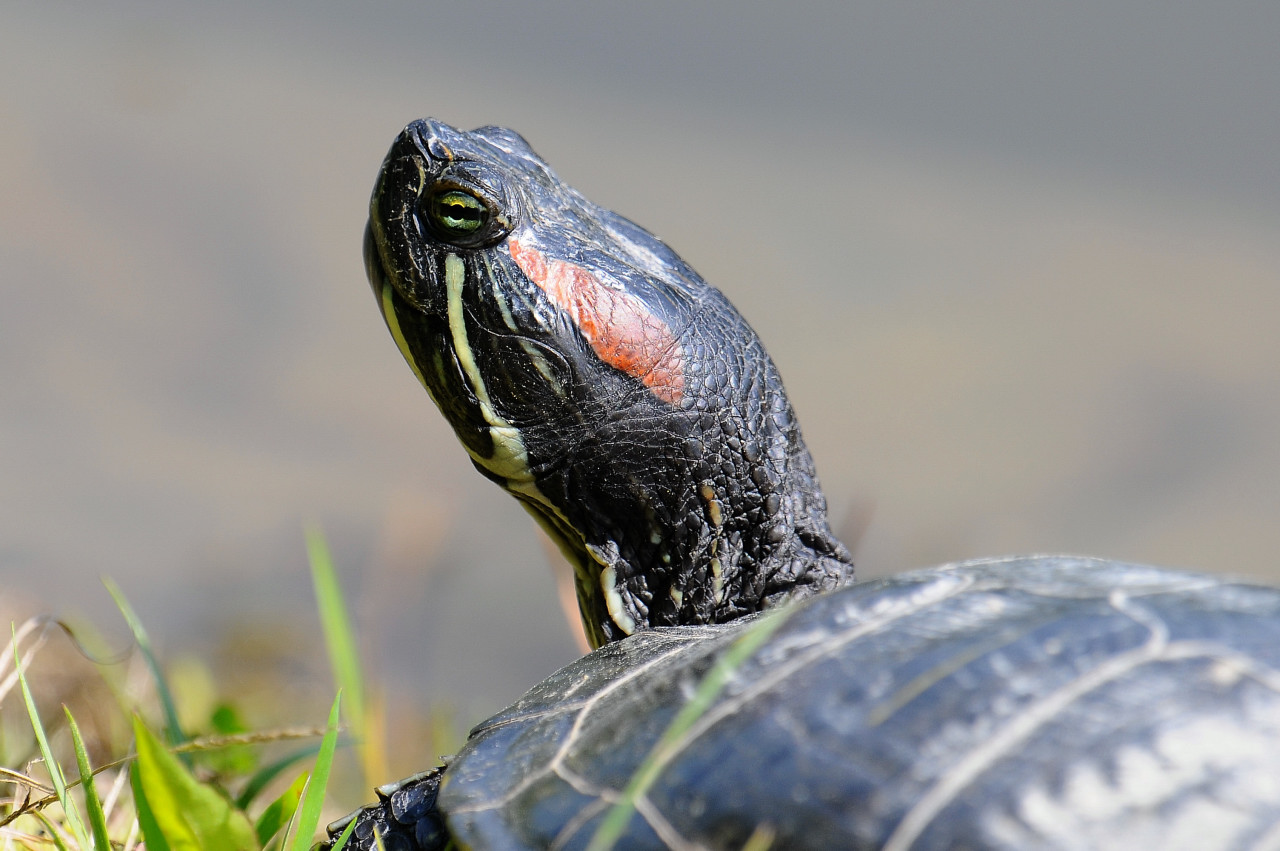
[3, 1, 1279, 785]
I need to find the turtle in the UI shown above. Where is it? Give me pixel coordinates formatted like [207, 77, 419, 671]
[329, 118, 1280, 850]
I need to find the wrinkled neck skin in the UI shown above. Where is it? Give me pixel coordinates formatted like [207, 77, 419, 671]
[504, 281, 855, 647]
[365, 119, 854, 649]
[372, 238, 855, 648]
[597, 298, 852, 644]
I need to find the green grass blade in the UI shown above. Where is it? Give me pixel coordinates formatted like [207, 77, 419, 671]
[103, 578, 187, 752]
[12, 623, 93, 849]
[328, 816, 357, 851]
[741, 823, 777, 851]
[30, 809, 75, 851]
[132, 715, 259, 850]
[308, 525, 380, 785]
[253, 770, 308, 847]
[287, 691, 342, 851]
[307, 528, 365, 733]
[66, 707, 112, 851]
[585, 609, 792, 851]
[234, 744, 322, 810]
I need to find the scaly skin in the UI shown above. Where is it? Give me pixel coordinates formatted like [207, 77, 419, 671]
[330, 117, 854, 849]
[364, 118, 854, 647]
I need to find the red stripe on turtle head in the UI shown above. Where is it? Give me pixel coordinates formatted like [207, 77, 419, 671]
[508, 237, 686, 405]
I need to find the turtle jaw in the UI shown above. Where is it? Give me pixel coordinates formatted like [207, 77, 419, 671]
[363, 221, 388, 303]
[363, 120, 464, 319]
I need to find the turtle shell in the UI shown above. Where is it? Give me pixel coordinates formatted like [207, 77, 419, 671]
[345, 555, 1280, 850]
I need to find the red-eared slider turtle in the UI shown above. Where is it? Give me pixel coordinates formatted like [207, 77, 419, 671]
[331, 119, 1280, 850]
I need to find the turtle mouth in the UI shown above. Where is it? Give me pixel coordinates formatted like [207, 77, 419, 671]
[363, 218, 428, 317]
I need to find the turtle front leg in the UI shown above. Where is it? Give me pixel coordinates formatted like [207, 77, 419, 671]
[323, 767, 449, 851]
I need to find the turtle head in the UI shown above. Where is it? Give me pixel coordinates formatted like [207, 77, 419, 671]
[365, 118, 854, 648]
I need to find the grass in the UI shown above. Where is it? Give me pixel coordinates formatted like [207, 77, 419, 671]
[0, 529, 374, 851]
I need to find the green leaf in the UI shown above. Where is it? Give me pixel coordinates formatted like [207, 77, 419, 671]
[132, 715, 259, 850]
[204, 702, 257, 776]
[105, 578, 188, 753]
[586, 608, 793, 851]
[12, 623, 92, 849]
[66, 707, 112, 851]
[253, 770, 309, 847]
[211, 702, 249, 735]
[132, 763, 173, 851]
[235, 744, 322, 810]
[287, 691, 342, 851]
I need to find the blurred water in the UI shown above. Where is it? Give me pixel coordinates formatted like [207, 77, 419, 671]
[2, 3, 1278, 761]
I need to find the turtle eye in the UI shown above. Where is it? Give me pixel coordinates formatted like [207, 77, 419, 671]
[428, 189, 489, 237]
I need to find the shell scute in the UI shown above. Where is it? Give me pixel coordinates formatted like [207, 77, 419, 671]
[436, 557, 1280, 850]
